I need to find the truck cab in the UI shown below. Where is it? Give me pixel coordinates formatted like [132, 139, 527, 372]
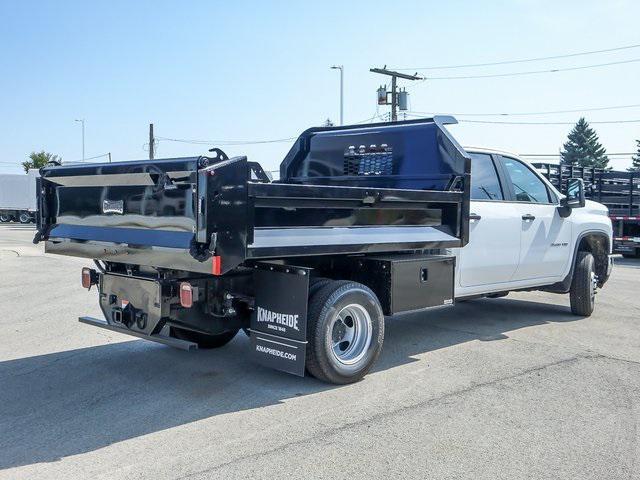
[457, 147, 612, 301]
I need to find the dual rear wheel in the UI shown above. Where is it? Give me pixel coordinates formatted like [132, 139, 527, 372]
[305, 279, 385, 384]
[170, 277, 385, 384]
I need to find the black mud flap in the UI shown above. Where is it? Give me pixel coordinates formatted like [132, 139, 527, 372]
[249, 262, 310, 376]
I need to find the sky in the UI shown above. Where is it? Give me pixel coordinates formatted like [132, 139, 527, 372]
[1, 0, 639, 174]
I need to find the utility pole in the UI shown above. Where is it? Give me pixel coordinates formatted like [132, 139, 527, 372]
[370, 67, 423, 121]
[108, 152, 112, 163]
[149, 123, 155, 160]
[330, 65, 344, 125]
[74, 119, 85, 161]
[390, 75, 397, 122]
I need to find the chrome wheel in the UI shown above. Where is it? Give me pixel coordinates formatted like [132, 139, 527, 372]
[328, 304, 373, 365]
[590, 271, 597, 306]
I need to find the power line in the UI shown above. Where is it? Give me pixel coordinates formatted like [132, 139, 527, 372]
[156, 136, 297, 146]
[65, 152, 111, 163]
[421, 58, 640, 80]
[0, 153, 111, 167]
[523, 152, 635, 157]
[407, 103, 640, 117]
[394, 43, 640, 71]
[459, 118, 640, 125]
[156, 115, 381, 147]
[404, 113, 640, 125]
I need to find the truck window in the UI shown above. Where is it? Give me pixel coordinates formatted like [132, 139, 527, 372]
[469, 153, 503, 200]
[501, 157, 551, 203]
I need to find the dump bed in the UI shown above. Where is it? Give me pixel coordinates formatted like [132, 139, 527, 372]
[36, 117, 471, 274]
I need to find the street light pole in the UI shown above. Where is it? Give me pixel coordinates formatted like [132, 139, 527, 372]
[75, 119, 85, 161]
[330, 65, 344, 125]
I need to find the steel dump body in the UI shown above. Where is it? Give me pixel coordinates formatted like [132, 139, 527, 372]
[37, 118, 471, 274]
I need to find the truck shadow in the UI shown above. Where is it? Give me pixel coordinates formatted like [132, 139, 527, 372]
[0, 297, 581, 470]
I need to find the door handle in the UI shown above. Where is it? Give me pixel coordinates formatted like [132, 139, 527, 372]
[522, 214, 536, 221]
[469, 213, 482, 221]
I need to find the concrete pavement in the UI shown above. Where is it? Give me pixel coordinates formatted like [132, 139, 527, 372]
[0, 223, 638, 479]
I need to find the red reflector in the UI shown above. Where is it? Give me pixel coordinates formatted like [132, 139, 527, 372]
[81, 267, 93, 289]
[212, 256, 221, 276]
[179, 282, 193, 308]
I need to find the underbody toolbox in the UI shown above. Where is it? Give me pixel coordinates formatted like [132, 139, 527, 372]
[351, 255, 455, 315]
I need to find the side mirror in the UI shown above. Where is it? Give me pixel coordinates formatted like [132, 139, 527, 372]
[562, 178, 586, 209]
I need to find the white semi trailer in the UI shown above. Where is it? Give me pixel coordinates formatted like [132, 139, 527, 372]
[0, 169, 39, 223]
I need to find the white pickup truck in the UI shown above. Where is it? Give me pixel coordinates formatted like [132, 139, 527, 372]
[35, 118, 613, 384]
[457, 148, 613, 316]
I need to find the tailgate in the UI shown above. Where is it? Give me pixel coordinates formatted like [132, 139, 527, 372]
[37, 153, 254, 274]
[40, 157, 201, 248]
[36, 156, 230, 273]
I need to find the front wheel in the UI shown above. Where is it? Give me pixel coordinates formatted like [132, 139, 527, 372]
[306, 280, 384, 384]
[170, 327, 239, 349]
[18, 212, 32, 224]
[570, 251, 596, 316]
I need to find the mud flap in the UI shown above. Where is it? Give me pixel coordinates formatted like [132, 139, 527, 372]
[249, 262, 310, 376]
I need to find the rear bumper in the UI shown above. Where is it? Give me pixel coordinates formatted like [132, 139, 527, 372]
[79, 317, 197, 350]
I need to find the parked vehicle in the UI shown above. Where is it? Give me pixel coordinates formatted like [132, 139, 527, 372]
[533, 163, 639, 258]
[34, 118, 612, 384]
[0, 169, 39, 223]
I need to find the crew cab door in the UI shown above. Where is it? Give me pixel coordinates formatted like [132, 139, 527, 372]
[458, 153, 521, 287]
[498, 155, 571, 281]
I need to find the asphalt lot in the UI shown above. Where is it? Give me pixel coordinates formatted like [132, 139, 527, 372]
[0, 223, 639, 479]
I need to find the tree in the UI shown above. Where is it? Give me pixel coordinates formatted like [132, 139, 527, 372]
[560, 117, 609, 169]
[628, 140, 640, 172]
[22, 151, 62, 173]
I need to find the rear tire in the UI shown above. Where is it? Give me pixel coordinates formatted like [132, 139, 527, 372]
[0, 214, 11, 223]
[171, 327, 239, 349]
[18, 212, 31, 224]
[306, 280, 384, 384]
[570, 251, 596, 316]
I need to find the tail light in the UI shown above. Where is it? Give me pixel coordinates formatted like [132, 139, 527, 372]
[179, 282, 193, 308]
[81, 267, 98, 290]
